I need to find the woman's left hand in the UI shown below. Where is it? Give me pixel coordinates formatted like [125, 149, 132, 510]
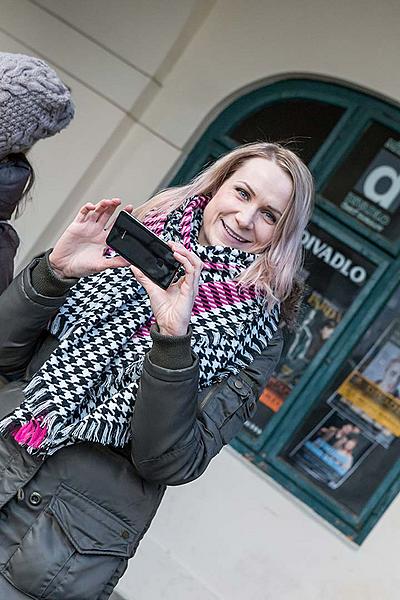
[131, 242, 203, 336]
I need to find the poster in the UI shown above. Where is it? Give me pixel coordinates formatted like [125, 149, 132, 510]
[322, 123, 400, 243]
[289, 410, 374, 489]
[280, 291, 339, 388]
[338, 320, 400, 438]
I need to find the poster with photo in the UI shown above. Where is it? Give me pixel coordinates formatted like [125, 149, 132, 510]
[280, 293, 339, 388]
[289, 410, 374, 489]
[243, 223, 374, 439]
[328, 395, 394, 449]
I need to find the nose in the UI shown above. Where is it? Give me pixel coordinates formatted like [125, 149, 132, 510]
[235, 206, 256, 229]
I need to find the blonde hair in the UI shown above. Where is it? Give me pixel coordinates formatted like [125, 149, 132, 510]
[134, 142, 314, 306]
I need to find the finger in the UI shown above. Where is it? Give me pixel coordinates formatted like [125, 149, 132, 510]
[103, 202, 134, 232]
[93, 198, 121, 225]
[104, 204, 134, 230]
[172, 247, 203, 280]
[169, 242, 203, 270]
[76, 199, 119, 224]
[172, 249, 195, 273]
[171, 252, 199, 293]
[173, 249, 194, 267]
[76, 202, 96, 222]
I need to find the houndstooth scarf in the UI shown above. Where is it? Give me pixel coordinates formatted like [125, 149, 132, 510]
[0, 195, 280, 456]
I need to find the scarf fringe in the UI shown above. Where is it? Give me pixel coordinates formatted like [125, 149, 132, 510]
[72, 418, 131, 448]
[7, 410, 131, 456]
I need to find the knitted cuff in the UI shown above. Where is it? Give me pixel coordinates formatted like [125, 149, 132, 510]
[148, 324, 194, 370]
[31, 250, 79, 297]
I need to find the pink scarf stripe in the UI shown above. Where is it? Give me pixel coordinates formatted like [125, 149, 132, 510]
[143, 211, 168, 237]
[144, 196, 209, 248]
[180, 195, 208, 249]
[180, 212, 194, 249]
[202, 261, 243, 272]
[201, 280, 257, 301]
[192, 282, 255, 315]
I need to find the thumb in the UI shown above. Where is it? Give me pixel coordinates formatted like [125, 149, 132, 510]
[101, 256, 131, 270]
[130, 265, 155, 292]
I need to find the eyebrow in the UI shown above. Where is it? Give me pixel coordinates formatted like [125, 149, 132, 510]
[238, 180, 284, 217]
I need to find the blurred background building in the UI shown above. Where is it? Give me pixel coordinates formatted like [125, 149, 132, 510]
[1, 1, 400, 598]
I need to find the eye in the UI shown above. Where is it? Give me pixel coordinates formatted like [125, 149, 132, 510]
[261, 210, 277, 224]
[236, 187, 250, 200]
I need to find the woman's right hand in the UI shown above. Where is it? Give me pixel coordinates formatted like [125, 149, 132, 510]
[49, 198, 133, 278]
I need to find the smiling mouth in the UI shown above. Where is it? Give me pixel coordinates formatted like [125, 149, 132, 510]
[221, 220, 250, 243]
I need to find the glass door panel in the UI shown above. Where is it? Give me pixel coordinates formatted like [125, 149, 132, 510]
[243, 221, 376, 439]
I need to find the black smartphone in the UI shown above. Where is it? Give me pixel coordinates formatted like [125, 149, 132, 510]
[106, 211, 181, 289]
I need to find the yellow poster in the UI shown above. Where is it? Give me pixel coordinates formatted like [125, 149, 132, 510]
[338, 372, 400, 436]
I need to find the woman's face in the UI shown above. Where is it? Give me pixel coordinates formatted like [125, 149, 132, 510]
[381, 361, 400, 393]
[198, 157, 293, 253]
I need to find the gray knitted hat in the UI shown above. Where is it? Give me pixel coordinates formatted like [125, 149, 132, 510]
[0, 52, 75, 159]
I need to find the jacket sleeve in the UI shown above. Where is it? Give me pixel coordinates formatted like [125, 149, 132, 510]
[131, 327, 283, 486]
[0, 252, 77, 378]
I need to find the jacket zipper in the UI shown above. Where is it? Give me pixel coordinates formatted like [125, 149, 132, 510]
[199, 378, 224, 411]
[199, 388, 214, 411]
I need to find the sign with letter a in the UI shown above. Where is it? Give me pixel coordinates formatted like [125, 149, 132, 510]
[355, 148, 400, 214]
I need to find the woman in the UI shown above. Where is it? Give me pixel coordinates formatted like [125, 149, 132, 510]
[0, 51, 74, 295]
[0, 142, 313, 599]
[374, 357, 400, 397]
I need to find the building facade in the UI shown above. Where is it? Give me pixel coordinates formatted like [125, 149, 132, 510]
[2, 1, 400, 598]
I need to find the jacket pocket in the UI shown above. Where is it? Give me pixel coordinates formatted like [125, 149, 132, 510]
[3, 482, 137, 600]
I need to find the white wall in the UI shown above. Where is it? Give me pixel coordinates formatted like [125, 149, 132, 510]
[2, 1, 400, 599]
[0, 0, 212, 267]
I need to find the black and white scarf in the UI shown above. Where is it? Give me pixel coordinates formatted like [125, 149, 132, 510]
[0, 195, 279, 456]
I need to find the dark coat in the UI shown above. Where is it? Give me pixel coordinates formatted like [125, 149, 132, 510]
[0, 255, 283, 599]
[0, 154, 32, 294]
